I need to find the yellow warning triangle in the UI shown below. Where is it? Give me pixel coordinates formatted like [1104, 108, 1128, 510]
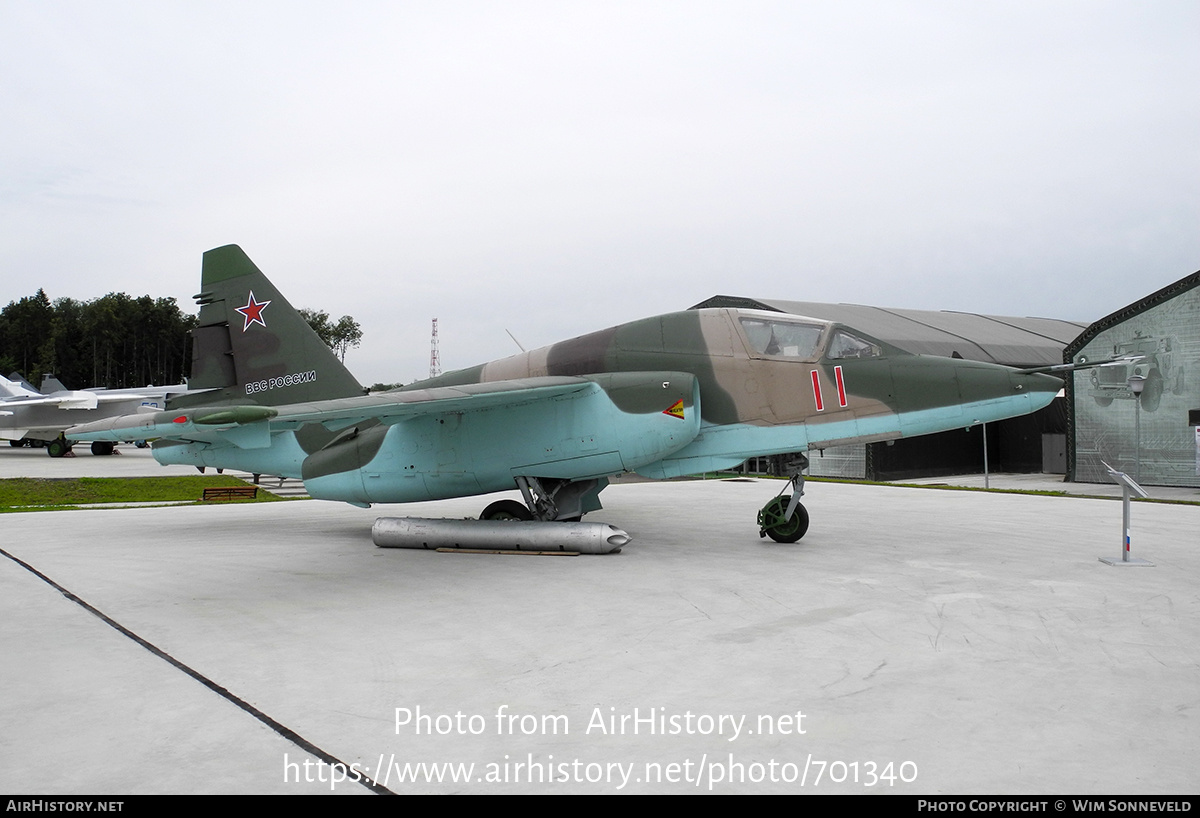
[662, 399, 685, 419]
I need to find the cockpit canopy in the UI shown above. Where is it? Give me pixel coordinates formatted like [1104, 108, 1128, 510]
[739, 317, 823, 359]
[736, 313, 881, 362]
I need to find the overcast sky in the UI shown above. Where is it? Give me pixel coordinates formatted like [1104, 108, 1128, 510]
[2, 1, 1197, 385]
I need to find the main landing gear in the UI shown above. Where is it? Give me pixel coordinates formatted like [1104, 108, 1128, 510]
[757, 456, 810, 543]
[42, 436, 116, 457]
[479, 476, 608, 523]
[46, 436, 74, 458]
[479, 499, 533, 521]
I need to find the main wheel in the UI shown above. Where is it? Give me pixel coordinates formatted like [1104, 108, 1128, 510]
[91, 441, 115, 456]
[480, 499, 533, 521]
[757, 495, 809, 543]
[47, 438, 71, 458]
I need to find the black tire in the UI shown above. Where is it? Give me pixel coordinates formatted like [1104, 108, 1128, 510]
[9, 439, 23, 448]
[761, 496, 809, 543]
[91, 441, 115, 456]
[47, 439, 70, 458]
[1093, 396, 1113, 407]
[480, 499, 533, 521]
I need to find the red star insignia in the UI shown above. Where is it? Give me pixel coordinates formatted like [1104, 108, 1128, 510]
[234, 291, 271, 331]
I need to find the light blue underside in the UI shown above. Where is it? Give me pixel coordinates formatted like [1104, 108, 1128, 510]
[154, 387, 1052, 503]
[639, 391, 1051, 478]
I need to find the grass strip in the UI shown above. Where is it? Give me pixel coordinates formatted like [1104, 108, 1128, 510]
[0, 476, 287, 511]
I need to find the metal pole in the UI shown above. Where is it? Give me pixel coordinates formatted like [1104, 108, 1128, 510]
[1127, 373, 1145, 483]
[1122, 484, 1131, 562]
[982, 421, 989, 489]
[1134, 392, 1141, 483]
[1098, 460, 1153, 567]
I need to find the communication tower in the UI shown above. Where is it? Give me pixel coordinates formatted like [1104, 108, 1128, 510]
[429, 318, 441, 378]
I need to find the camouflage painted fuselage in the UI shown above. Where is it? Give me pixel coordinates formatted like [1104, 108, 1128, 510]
[410, 308, 1062, 477]
[68, 245, 1061, 510]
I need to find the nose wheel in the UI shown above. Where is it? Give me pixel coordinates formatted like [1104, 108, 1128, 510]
[758, 495, 809, 542]
[757, 466, 809, 543]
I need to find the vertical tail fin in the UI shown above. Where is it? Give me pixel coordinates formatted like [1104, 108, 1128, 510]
[40, 374, 69, 393]
[174, 245, 364, 408]
[0, 374, 40, 399]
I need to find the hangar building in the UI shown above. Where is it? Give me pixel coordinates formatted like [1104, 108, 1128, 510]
[1066, 271, 1200, 488]
[691, 296, 1087, 480]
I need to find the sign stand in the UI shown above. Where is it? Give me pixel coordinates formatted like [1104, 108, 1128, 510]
[1099, 460, 1154, 567]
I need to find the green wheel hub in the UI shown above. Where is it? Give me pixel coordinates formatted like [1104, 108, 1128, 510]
[757, 495, 809, 543]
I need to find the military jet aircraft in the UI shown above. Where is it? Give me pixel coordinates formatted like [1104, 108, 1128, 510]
[69, 245, 1062, 541]
[1, 373, 184, 456]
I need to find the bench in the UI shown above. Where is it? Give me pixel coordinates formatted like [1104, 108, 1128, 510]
[201, 485, 259, 502]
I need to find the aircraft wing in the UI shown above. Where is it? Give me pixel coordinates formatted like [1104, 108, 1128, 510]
[0, 391, 101, 410]
[276, 377, 600, 428]
[91, 391, 176, 403]
[66, 376, 605, 449]
[0, 390, 174, 410]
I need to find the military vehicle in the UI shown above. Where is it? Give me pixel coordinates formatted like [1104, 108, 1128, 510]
[1086, 331, 1183, 412]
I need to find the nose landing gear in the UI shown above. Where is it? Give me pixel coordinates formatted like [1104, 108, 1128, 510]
[757, 457, 810, 543]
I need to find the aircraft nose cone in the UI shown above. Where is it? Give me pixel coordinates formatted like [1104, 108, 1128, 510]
[1013, 370, 1062, 393]
[1011, 370, 1062, 410]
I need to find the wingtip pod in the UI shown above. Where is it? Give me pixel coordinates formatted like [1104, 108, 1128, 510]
[66, 414, 148, 442]
[68, 404, 280, 444]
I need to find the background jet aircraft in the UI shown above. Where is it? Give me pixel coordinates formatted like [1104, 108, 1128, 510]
[1, 373, 185, 456]
[69, 245, 1062, 540]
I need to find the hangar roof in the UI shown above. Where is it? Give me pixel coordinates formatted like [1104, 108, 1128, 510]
[1064, 269, 1200, 358]
[691, 296, 1088, 368]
